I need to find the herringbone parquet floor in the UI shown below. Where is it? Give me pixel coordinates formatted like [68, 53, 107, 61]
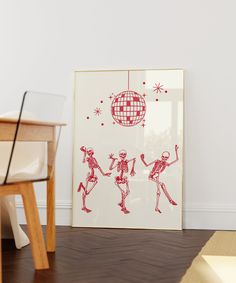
[2, 226, 213, 283]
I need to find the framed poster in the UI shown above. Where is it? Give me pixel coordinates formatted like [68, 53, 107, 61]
[72, 69, 184, 230]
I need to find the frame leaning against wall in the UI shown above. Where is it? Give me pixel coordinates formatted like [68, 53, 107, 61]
[72, 69, 184, 230]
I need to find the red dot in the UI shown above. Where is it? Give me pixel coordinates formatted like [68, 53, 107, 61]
[86, 116, 90, 119]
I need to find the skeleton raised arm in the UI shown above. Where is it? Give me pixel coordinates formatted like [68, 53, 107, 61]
[80, 146, 87, 163]
[108, 153, 118, 170]
[140, 154, 156, 167]
[168, 145, 179, 166]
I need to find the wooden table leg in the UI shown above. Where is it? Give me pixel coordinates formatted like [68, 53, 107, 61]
[47, 131, 56, 252]
[21, 183, 49, 270]
[47, 172, 55, 252]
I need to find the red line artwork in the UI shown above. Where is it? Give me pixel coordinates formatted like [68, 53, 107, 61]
[109, 150, 136, 214]
[78, 146, 111, 213]
[111, 71, 146, 127]
[140, 145, 179, 213]
[94, 107, 102, 116]
[153, 83, 164, 94]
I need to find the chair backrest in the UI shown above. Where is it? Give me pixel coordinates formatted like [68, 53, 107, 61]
[0, 91, 66, 185]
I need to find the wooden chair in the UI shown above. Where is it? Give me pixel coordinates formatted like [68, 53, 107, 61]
[0, 91, 65, 281]
[0, 182, 49, 270]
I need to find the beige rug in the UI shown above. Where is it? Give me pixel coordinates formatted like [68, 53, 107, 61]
[180, 231, 236, 283]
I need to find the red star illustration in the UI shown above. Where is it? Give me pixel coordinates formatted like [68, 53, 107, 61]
[141, 123, 145, 127]
[153, 83, 164, 94]
[94, 107, 102, 116]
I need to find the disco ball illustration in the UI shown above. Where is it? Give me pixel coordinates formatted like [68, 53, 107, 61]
[111, 90, 146, 127]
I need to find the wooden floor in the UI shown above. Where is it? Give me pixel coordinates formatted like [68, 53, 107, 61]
[2, 226, 214, 283]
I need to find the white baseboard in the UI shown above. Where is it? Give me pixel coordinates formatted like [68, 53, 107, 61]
[16, 201, 236, 230]
[183, 204, 236, 230]
[16, 200, 72, 226]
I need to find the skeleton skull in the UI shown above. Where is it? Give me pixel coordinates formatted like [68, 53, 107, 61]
[119, 150, 127, 159]
[87, 147, 94, 156]
[161, 151, 170, 161]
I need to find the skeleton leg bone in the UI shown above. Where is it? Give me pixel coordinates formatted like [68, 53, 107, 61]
[81, 191, 91, 213]
[81, 179, 98, 213]
[115, 182, 124, 207]
[160, 182, 177, 206]
[155, 183, 162, 213]
[86, 180, 98, 195]
[121, 182, 130, 214]
[78, 181, 91, 212]
[116, 182, 130, 214]
[77, 182, 85, 192]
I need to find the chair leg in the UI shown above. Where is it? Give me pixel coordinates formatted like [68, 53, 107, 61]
[20, 183, 49, 270]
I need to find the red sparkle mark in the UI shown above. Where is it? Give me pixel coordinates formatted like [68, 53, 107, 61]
[141, 123, 145, 127]
[153, 83, 164, 94]
[94, 107, 102, 116]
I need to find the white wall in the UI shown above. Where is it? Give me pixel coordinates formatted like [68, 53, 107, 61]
[1, 0, 236, 229]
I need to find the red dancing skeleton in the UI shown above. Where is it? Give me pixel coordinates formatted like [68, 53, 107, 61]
[140, 145, 179, 213]
[109, 150, 136, 214]
[78, 146, 111, 213]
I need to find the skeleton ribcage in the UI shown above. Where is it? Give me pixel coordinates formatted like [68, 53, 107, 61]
[88, 157, 99, 169]
[151, 161, 166, 175]
[117, 161, 128, 173]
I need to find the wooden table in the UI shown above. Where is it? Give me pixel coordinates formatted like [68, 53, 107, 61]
[0, 117, 65, 274]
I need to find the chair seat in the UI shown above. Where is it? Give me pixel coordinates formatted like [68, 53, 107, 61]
[0, 142, 47, 184]
[0, 170, 46, 185]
